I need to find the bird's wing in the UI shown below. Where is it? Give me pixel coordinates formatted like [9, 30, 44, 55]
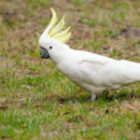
[78, 58, 140, 88]
[119, 60, 140, 69]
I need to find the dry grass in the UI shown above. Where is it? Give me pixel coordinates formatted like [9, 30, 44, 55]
[0, 0, 140, 139]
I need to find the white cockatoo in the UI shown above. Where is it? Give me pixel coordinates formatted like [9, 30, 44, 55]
[39, 8, 140, 101]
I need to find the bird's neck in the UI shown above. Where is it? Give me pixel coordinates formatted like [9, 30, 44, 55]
[50, 44, 71, 65]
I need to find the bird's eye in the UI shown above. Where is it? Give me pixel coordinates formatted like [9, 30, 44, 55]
[49, 46, 53, 49]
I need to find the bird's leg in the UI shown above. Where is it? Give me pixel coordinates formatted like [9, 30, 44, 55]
[88, 93, 96, 102]
[103, 90, 110, 96]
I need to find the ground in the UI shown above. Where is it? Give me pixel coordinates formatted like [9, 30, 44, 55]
[0, 0, 140, 139]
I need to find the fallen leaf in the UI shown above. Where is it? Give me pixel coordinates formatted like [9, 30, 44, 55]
[105, 109, 110, 114]
[137, 122, 140, 129]
[63, 112, 70, 115]
[58, 98, 65, 104]
[0, 106, 8, 111]
[34, 104, 40, 108]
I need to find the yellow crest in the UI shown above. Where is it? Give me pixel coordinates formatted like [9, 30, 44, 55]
[47, 8, 71, 43]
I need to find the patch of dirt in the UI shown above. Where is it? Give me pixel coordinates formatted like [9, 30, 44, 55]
[120, 99, 140, 112]
[0, 98, 7, 104]
[0, 57, 14, 69]
[115, 27, 140, 40]
[0, 136, 9, 140]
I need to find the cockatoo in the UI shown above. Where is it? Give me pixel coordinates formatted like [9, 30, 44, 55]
[39, 8, 140, 101]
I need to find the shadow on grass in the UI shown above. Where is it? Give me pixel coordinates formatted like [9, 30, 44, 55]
[45, 91, 140, 104]
[97, 92, 140, 102]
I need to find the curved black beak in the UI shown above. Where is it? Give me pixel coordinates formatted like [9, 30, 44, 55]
[40, 48, 49, 59]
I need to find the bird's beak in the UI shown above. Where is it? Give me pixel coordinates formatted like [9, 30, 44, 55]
[40, 48, 49, 59]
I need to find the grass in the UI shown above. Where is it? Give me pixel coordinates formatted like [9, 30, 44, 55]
[0, 0, 140, 139]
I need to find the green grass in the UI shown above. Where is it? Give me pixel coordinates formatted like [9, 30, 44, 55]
[0, 0, 140, 139]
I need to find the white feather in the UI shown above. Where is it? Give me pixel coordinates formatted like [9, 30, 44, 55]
[54, 48, 140, 97]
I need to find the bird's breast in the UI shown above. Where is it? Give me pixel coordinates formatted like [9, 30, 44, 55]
[56, 62, 82, 82]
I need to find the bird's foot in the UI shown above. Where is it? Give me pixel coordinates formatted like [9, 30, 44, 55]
[87, 94, 96, 102]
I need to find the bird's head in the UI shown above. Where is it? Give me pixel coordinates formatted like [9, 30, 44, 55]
[39, 8, 71, 63]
